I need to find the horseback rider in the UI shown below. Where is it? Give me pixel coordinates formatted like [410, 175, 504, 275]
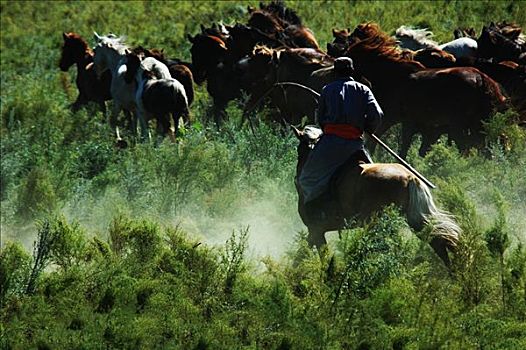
[298, 57, 384, 223]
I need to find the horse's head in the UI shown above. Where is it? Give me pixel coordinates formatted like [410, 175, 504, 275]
[291, 125, 322, 176]
[332, 28, 351, 44]
[92, 32, 128, 78]
[248, 10, 284, 35]
[59, 32, 89, 71]
[235, 45, 277, 92]
[187, 33, 228, 84]
[123, 50, 142, 84]
[133, 45, 167, 64]
[413, 48, 456, 68]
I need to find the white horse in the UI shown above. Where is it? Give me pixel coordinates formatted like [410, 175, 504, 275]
[395, 25, 478, 59]
[92, 32, 146, 139]
[124, 53, 189, 141]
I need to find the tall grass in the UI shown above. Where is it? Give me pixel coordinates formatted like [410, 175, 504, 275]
[1, 1, 526, 348]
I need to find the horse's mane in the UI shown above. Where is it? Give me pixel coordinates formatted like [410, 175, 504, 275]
[97, 34, 129, 54]
[395, 25, 438, 47]
[282, 48, 333, 67]
[252, 45, 331, 67]
[259, 0, 302, 26]
[347, 23, 425, 69]
[302, 125, 323, 142]
[64, 32, 89, 47]
[249, 11, 285, 33]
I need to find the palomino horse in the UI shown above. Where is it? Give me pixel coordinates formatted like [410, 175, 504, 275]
[346, 23, 506, 157]
[59, 32, 112, 113]
[293, 126, 460, 267]
[92, 33, 138, 137]
[124, 52, 189, 140]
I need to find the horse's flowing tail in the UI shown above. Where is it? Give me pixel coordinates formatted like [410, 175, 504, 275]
[406, 178, 461, 258]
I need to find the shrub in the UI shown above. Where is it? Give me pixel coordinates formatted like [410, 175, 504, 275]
[13, 167, 57, 224]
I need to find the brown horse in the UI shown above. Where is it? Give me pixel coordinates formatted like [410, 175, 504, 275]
[247, 1, 319, 49]
[59, 32, 112, 113]
[187, 31, 241, 127]
[345, 23, 506, 157]
[293, 126, 460, 267]
[236, 45, 334, 125]
[478, 22, 526, 63]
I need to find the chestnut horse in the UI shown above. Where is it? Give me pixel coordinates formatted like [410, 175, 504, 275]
[59, 32, 112, 113]
[247, 1, 319, 49]
[293, 126, 460, 267]
[236, 45, 334, 125]
[345, 23, 506, 157]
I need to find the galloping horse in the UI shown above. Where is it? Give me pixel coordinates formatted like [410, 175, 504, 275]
[124, 52, 189, 140]
[92, 33, 138, 137]
[293, 126, 460, 267]
[187, 31, 240, 127]
[247, 1, 319, 49]
[59, 32, 112, 113]
[236, 45, 334, 125]
[132, 46, 195, 106]
[478, 22, 526, 63]
[346, 23, 506, 157]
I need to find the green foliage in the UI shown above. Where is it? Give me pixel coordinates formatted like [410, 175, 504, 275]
[2, 0, 526, 348]
[14, 167, 58, 222]
[0, 242, 31, 305]
[485, 191, 510, 258]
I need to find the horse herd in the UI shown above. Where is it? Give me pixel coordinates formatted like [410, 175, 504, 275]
[58, 1, 526, 267]
[59, 1, 525, 156]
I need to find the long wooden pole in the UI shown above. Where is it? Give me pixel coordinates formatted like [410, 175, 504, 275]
[368, 133, 436, 189]
[272, 82, 437, 189]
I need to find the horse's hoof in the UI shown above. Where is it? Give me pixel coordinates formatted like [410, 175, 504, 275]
[115, 139, 128, 149]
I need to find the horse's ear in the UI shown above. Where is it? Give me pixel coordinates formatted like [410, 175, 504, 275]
[200, 24, 206, 33]
[291, 125, 303, 140]
[124, 48, 131, 55]
[187, 34, 195, 43]
[63, 32, 68, 40]
[247, 5, 255, 13]
[272, 50, 280, 63]
[93, 31, 101, 41]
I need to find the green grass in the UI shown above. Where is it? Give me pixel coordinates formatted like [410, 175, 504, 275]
[1, 1, 526, 348]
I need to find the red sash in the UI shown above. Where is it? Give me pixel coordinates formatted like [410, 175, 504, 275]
[323, 124, 362, 140]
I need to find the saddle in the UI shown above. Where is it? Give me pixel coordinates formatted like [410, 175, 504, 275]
[304, 149, 372, 226]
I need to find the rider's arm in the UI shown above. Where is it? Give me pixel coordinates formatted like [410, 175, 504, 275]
[363, 87, 383, 134]
[315, 87, 327, 125]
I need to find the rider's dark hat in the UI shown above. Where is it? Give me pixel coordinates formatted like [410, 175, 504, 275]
[334, 57, 354, 73]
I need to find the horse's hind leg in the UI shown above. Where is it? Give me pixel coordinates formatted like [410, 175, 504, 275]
[400, 123, 417, 159]
[419, 126, 443, 157]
